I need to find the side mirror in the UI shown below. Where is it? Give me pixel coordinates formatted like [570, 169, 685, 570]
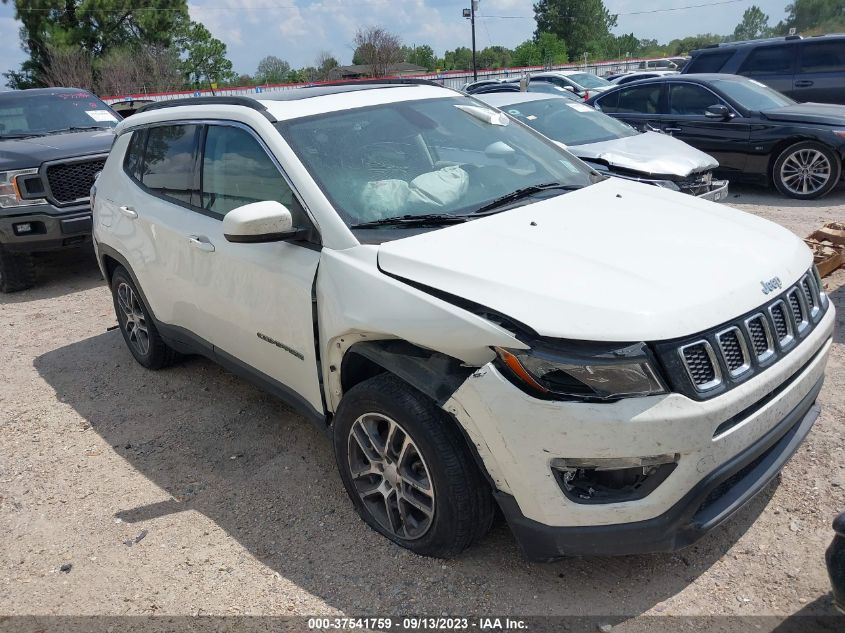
[705, 104, 731, 119]
[563, 85, 575, 92]
[223, 200, 305, 243]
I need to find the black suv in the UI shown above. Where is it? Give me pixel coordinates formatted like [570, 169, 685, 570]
[683, 35, 845, 105]
[0, 88, 118, 292]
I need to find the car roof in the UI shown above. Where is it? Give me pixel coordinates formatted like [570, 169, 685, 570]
[533, 70, 589, 77]
[0, 87, 95, 99]
[692, 33, 845, 54]
[608, 73, 749, 86]
[474, 92, 568, 107]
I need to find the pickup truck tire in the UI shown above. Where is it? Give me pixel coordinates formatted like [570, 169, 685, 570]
[772, 141, 841, 200]
[0, 247, 35, 293]
[334, 373, 494, 558]
[110, 266, 177, 370]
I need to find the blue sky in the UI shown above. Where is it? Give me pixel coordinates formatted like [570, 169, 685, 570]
[0, 0, 790, 80]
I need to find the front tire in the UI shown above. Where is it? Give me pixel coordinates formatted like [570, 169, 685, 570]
[0, 247, 35, 293]
[772, 141, 841, 199]
[110, 266, 177, 369]
[334, 373, 494, 558]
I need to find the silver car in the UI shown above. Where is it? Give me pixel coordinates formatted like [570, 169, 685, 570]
[477, 91, 729, 201]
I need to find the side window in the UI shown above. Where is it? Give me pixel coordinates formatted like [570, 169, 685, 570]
[669, 84, 723, 115]
[201, 125, 305, 223]
[800, 41, 845, 73]
[141, 125, 199, 206]
[599, 84, 662, 114]
[738, 45, 795, 75]
[123, 129, 146, 181]
[685, 51, 732, 73]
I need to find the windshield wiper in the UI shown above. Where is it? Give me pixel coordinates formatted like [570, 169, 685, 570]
[45, 126, 110, 134]
[472, 182, 583, 215]
[351, 213, 469, 229]
[0, 133, 40, 139]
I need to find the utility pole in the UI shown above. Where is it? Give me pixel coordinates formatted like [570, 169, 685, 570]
[463, 1, 479, 81]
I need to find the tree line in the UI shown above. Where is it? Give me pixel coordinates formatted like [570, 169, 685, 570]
[2, 0, 843, 94]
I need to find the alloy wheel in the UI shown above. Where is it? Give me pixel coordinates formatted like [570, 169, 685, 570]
[347, 413, 435, 540]
[116, 282, 150, 356]
[779, 148, 832, 196]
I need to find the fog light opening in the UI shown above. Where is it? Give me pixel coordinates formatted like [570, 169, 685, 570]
[551, 454, 679, 504]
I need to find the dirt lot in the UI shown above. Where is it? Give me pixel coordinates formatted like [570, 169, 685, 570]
[1, 185, 844, 624]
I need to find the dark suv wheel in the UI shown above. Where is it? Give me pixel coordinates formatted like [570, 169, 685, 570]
[333, 373, 494, 558]
[110, 266, 177, 369]
[0, 247, 35, 293]
[772, 141, 842, 200]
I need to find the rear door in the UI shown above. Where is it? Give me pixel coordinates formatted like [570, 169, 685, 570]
[592, 82, 666, 132]
[664, 82, 751, 174]
[795, 39, 845, 105]
[736, 44, 798, 97]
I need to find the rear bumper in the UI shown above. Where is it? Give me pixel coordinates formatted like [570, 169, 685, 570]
[0, 205, 92, 252]
[497, 378, 822, 560]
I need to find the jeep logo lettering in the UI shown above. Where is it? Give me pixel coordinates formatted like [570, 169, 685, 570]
[760, 277, 782, 295]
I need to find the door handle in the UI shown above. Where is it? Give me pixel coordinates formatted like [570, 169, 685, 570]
[187, 235, 215, 253]
[118, 205, 138, 219]
[794, 80, 814, 88]
[663, 127, 682, 133]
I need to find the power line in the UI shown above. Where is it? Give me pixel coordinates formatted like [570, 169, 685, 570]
[478, 0, 747, 20]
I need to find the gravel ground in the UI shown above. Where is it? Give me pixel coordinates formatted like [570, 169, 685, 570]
[1, 184, 844, 623]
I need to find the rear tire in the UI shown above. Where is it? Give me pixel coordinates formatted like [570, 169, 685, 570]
[334, 373, 494, 558]
[772, 141, 841, 200]
[110, 266, 177, 369]
[0, 247, 35, 293]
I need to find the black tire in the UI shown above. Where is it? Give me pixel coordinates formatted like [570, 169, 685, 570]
[0, 247, 35, 293]
[110, 266, 177, 370]
[334, 373, 494, 558]
[772, 141, 842, 200]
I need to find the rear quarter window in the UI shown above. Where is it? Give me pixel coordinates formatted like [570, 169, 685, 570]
[685, 51, 732, 73]
[597, 84, 662, 114]
[738, 45, 796, 75]
[800, 40, 845, 73]
[123, 129, 146, 181]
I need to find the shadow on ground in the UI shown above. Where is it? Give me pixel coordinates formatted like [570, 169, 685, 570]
[34, 330, 793, 616]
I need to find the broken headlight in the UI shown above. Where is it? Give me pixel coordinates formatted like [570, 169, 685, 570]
[494, 341, 667, 401]
[0, 168, 44, 208]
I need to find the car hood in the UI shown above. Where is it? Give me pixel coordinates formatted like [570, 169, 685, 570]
[761, 103, 845, 126]
[566, 131, 719, 178]
[377, 178, 811, 342]
[0, 129, 115, 171]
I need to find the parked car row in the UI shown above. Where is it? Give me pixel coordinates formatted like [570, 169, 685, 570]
[84, 81, 835, 562]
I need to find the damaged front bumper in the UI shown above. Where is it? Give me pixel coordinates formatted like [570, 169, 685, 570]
[609, 170, 729, 201]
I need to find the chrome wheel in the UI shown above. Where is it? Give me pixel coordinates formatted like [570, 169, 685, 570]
[779, 148, 832, 196]
[347, 413, 435, 540]
[116, 282, 150, 356]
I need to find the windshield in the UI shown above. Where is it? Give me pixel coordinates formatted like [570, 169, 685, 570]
[711, 78, 795, 111]
[498, 98, 638, 146]
[0, 91, 119, 138]
[568, 73, 612, 89]
[278, 96, 595, 227]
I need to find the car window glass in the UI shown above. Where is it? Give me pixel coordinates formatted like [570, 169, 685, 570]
[201, 125, 305, 223]
[738, 45, 795, 75]
[598, 84, 661, 114]
[800, 41, 845, 73]
[501, 98, 637, 145]
[669, 84, 722, 115]
[685, 51, 732, 73]
[123, 129, 146, 181]
[141, 125, 199, 206]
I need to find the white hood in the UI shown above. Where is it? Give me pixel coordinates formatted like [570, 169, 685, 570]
[570, 131, 718, 178]
[377, 178, 811, 342]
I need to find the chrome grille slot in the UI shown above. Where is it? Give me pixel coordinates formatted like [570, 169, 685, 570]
[801, 275, 820, 320]
[717, 326, 750, 377]
[769, 300, 793, 347]
[679, 341, 721, 391]
[787, 288, 809, 333]
[744, 314, 774, 362]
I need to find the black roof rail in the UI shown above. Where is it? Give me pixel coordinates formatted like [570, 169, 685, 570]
[136, 96, 276, 122]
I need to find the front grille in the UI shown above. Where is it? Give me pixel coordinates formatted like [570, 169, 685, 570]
[46, 158, 106, 205]
[656, 270, 827, 399]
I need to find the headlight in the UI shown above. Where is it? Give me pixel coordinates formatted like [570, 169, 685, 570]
[494, 341, 667, 401]
[652, 180, 680, 191]
[0, 168, 45, 208]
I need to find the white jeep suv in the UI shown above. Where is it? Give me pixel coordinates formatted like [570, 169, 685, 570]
[92, 82, 834, 560]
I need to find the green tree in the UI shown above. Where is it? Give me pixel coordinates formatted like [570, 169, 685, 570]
[782, 0, 844, 33]
[403, 44, 436, 70]
[443, 47, 473, 70]
[255, 55, 291, 84]
[733, 5, 772, 41]
[176, 21, 235, 92]
[315, 52, 339, 80]
[668, 33, 726, 55]
[533, 0, 618, 60]
[1, 0, 189, 88]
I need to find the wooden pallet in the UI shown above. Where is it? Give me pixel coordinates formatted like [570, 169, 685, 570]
[805, 222, 845, 278]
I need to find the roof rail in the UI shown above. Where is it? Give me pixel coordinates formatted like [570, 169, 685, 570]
[136, 96, 276, 122]
[318, 77, 445, 88]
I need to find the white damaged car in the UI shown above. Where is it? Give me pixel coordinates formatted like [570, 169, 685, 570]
[477, 91, 729, 201]
[92, 82, 834, 560]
